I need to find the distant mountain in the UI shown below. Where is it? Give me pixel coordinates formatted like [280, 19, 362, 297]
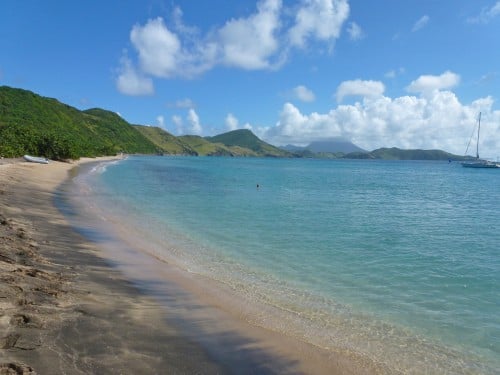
[344, 147, 471, 161]
[282, 144, 305, 152]
[307, 139, 366, 153]
[283, 138, 365, 154]
[206, 129, 292, 157]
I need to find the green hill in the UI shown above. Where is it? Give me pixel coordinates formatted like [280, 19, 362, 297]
[0, 86, 293, 159]
[133, 125, 197, 155]
[179, 135, 240, 156]
[206, 129, 292, 157]
[344, 147, 470, 160]
[0, 86, 156, 159]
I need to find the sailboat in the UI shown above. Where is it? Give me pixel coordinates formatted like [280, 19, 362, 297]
[461, 112, 499, 168]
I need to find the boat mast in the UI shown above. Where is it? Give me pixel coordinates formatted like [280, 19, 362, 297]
[476, 112, 481, 159]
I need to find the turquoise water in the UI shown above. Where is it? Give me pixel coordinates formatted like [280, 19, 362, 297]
[72, 156, 499, 373]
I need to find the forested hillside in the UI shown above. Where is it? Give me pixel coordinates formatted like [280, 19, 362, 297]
[0, 86, 156, 159]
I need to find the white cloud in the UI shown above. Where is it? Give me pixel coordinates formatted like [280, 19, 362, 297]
[218, 0, 282, 69]
[116, 55, 154, 96]
[156, 115, 165, 128]
[406, 71, 460, 94]
[467, 1, 500, 24]
[336, 79, 385, 102]
[289, 0, 350, 48]
[347, 22, 365, 41]
[130, 17, 182, 78]
[116, 0, 352, 91]
[171, 110, 202, 135]
[293, 85, 315, 102]
[412, 15, 430, 32]
[187, 109, 203, 135]
[225, 113, 239, 131]
[260, 90, 500, 157]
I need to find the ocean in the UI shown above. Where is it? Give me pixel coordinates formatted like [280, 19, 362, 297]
[63, 156, 500, 374]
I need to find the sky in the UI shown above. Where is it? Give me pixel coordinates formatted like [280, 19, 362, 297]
[1, 0, 500, 157]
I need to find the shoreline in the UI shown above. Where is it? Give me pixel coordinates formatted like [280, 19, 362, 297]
[0, 157, 381, 374]
[0, 158, 226, 374]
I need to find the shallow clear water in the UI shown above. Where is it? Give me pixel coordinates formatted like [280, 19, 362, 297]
[71, 156, 500, 373]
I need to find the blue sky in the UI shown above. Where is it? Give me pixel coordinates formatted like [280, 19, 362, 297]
[1, 0, 500, 157]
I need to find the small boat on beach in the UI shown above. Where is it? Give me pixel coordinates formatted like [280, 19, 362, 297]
[23, 155, 49, 164]
[461, 112, 499, 168]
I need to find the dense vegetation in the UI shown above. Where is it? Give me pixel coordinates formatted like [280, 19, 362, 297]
[0, 86, 156, 159]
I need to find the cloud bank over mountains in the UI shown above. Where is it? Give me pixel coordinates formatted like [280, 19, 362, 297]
[260, 84, 498, 156]
[234, 71, 499, 157]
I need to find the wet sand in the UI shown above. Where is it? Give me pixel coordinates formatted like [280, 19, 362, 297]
[0, 158, 383, 374]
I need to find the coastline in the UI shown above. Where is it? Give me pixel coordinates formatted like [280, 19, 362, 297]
[0, 157, 382, 374]
[0, 158, 227, 374]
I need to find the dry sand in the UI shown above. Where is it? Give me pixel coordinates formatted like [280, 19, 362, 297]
[0, 158, 384, 374]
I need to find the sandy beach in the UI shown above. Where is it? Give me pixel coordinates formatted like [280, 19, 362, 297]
[0, 158, 383, 375]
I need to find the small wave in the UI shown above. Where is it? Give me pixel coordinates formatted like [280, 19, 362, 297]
[89, 159, 123, 175]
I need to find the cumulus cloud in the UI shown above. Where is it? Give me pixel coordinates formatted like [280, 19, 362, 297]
[218, 0, 282, 70]
[250, 72, 500, 157]
[347, 22, 365, 41]
[335, 79, 385, 102]
[406, 71, 460, 94]
[116, 0, 351, 93]
[289, 0, 350, 47]
[156, 115, 165, 128]
[467, 1, 500, 24]
[412, 15, 430, 32]
[260, 92, 499, 157]
[130, 17, 182, 78]
[116, 55, 154, 95]
[225, 113, 239, 131]
[293, 85, 315, 102]
[170, 109, 203, 135]
[187, 109, 203, 135]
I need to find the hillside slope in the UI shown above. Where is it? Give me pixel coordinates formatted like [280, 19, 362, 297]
[0, 86, 156, 159]
[133, 125, 197, 155]
[207, 129, 292, 157]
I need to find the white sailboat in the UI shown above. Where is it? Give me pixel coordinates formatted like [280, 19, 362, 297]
[461, 112, 499, 168]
